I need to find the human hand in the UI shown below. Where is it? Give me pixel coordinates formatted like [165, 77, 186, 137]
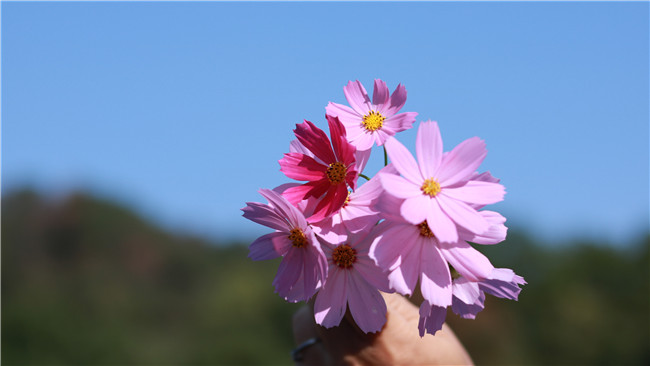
[292, 292, 474, 366]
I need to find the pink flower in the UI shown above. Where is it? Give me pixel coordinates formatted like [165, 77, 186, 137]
[314, 229, 393, 333]
[279, 116, 358, 222]
[241, 188, 327, 302]
[326, 79, 418, 151]
[380, 121, 505, 243]
[420, 268, 526, 336]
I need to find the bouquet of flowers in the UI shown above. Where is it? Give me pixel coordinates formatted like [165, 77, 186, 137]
[242, 79, 525, 336]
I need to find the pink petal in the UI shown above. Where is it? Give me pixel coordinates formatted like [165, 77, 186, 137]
[347, 270, 387, 333]
[372, 79, 390, 109]
[418, 302, 447, 337]
[314, 268, 348, 328]
[419, 239, 452, 307]
[459, 210, 507, 245]
[371, 222, 419, 270]
[279, 153, 327, 181]
[248, 232, 288, 260]
[380, 173, 422, 199]
[426, 198, 459, 243]
[343, 80, 372, 115]
[416, 121, 443, 179]
[241, 202, 290, 232]
[392, 235, 422, 295]
[401, 195, 430, 225]
[258, 188, 309, 229]
[273, 248, 305, 300]
[384, 83, 408, 117]
[437, 137, 487, 186]
[452, 277, 482, 305]
[354, 257, 392, 293]
[349, 131, 375, 151]
[385, 111, 418, 131]
[442, 180, 505, 205]
[325, 102, 362, 126]
[384, 136, 423, 185]
[439, 240, 494, 281]
[354, 148, 372, 174]
[437, 195, 489, 237]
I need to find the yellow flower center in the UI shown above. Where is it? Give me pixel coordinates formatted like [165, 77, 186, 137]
[332, 244, 357, 269]
[288, 228, 308, 248]
[418, 221, 435, 238]
[326, 162, 347, 185]
[362, 111, 385, 132]
[421, 178, 441, 197]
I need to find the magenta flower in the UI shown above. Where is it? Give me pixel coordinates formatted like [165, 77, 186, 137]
[241, 188, 327, 302]
[419, 268, 526, 336]
[380, 121, 505, 243]
[279, 116, 358, 222]
[314, 229, 392, 333]
[326, 79, 418, 151]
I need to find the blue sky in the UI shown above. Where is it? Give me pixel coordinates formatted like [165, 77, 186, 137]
[3, 2, 648, 246]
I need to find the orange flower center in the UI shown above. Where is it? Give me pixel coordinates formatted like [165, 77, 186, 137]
[421, 178, 441, 197]
[418, 221, 435, 238]
[362, 111, 385, 132]
[326, 162, 347, 185]
[288, 228, 308, 248]
[332, 244, 357, 269]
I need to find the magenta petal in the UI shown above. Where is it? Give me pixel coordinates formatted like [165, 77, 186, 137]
[279, 153, 327, 181]
[293, 120, 337, 164]
[347, 271, 387, 333]
[439, 240, 494, 281]
[314, 268, 348, 328]
[384, 136, 423, 185]
[418, 302, 447, 337]
[437, 137, 487, 186]
[419, 239, 452, 307]
[248, 232, 288, 260]
[343, 80, 372, 115]
[437, 195, 489, 236]
[442, 181, 505, 206]
[416, 121, 443, 179]
[372, 79, 390, 108]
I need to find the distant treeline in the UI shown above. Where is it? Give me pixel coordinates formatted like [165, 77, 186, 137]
[2, 190, 648, 365]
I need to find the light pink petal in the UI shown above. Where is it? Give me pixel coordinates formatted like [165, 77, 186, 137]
[354, 257, 392, 293]
[385, 112, 418, 132]
[350, 131, 376, 151]
[354, 148, 372, 174]
[325, 102, 362, 125]
[452, 277, 482, 305]
[343, 80, 372, 115]
[383, 83, 408, 117]
[273, 248, 304, 301]
[314, 269, 348, 328]
[426, 198, 459, 243]
[258, 188, 309, 229]
[451, 287, 485, 320]
[384, 136, 423, 185]
[391, 235, 422, 295]
[380, 173, 422, 199]
[471, 170, 500, 183]
[442, 181, 505, 205]
[419, 238, 452, 307]
[418, 302, 447, 337]
[437, 137, 487, 186]
[459, 210, 507, 245]
[439, 240, 494, 282]
[248, 232, 288, 260]
[416, 121, 443, 179]
[279, 153, 327, 181]
[372, 79, 390, 109]
[437, 195, 489, 236]
[241, 202, 289, 232]
[347, 271, 387, 333]
[371, 222, 419, 270]
[401, 195, 430, 225]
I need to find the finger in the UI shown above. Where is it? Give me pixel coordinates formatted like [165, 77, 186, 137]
[292, 305, 329, 365]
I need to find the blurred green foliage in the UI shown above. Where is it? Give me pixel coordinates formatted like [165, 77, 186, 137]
[2, 190, 649, 365]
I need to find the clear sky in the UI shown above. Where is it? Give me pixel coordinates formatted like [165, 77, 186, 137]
[2, 1, 648, 246]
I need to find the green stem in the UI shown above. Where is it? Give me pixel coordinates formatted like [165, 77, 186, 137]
[359, 173, 371, 181]
[384, 146, 388, 166]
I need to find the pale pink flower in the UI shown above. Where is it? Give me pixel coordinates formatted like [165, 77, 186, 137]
[314, 229, 392, 333]
[326, 79, 417, 151]
[242, 189, 327, 302]
[279, 116, 358, 222]
[380, 121, 505, 243]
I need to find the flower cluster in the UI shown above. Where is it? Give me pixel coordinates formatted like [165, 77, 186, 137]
[242, 79, 525, 336]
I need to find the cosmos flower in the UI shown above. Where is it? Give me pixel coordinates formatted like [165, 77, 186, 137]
[326, 79, 418, 151]
[279, 115, 358, 222]
[314, 228, 393, 334]
[380, 121, 505, 243]
[241, 188, 327, 302]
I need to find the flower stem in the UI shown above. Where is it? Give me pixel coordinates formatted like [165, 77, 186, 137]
[384, 146, 388, 166]
[359, 173, 371, 181]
